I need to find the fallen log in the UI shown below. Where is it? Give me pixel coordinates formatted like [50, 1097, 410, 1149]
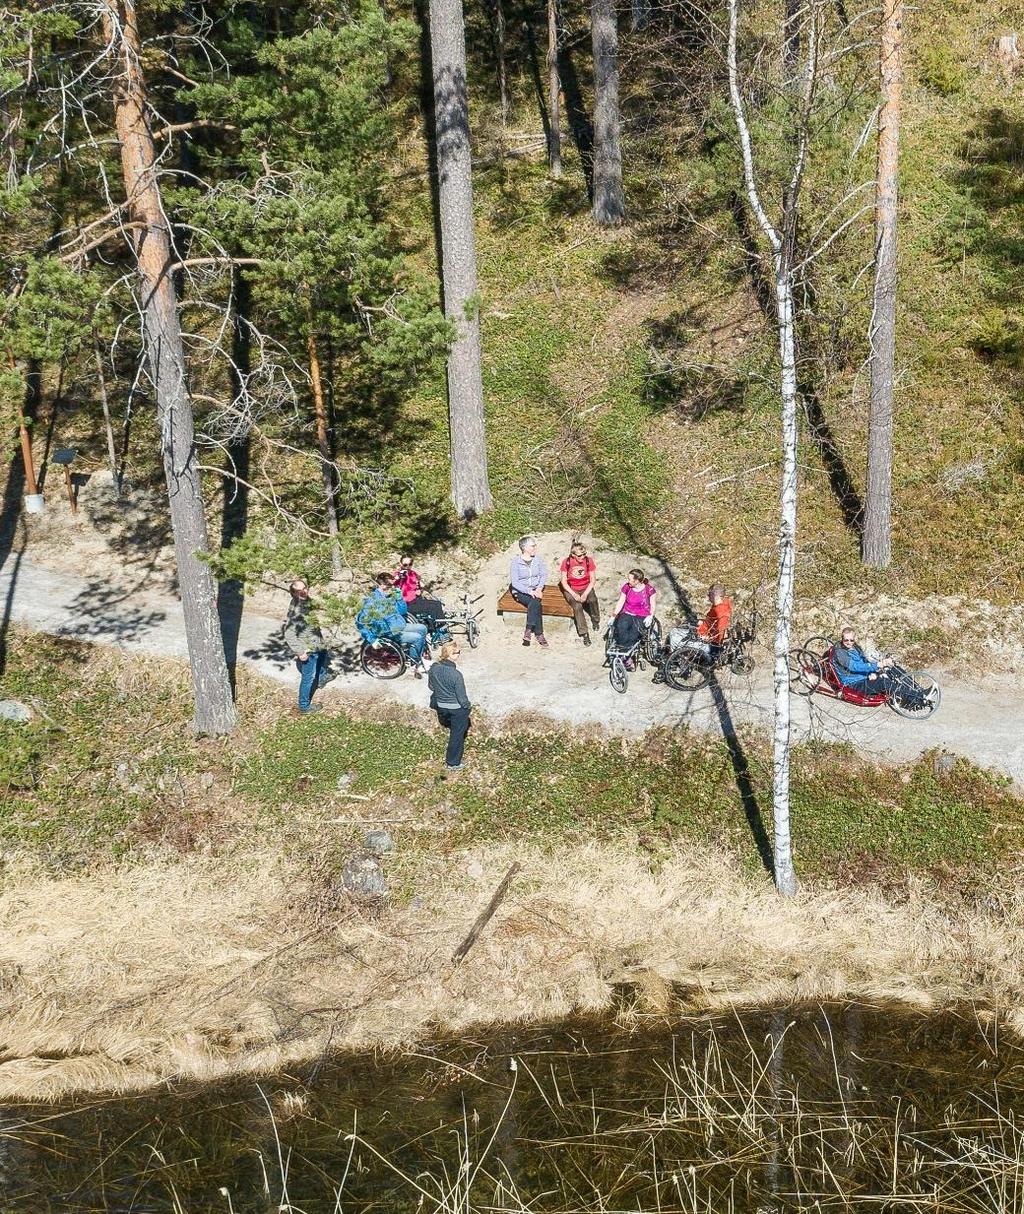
[452, 862, 522, 963]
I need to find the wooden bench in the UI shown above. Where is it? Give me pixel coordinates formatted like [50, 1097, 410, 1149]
[496, 584, 576, 619]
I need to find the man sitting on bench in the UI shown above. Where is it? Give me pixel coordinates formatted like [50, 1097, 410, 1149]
[509, 535, 548, 648]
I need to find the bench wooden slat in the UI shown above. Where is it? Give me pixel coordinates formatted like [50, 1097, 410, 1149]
[496, 585, 577, 618]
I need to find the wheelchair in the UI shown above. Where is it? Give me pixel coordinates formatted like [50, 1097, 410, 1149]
[604, 616, 663, 694]
[659, 610, 758, 692]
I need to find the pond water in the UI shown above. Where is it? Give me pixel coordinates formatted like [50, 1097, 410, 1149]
[2, 1003, 1023, 1212]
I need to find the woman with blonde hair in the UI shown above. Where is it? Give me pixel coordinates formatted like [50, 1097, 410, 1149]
[427, 640, 472, 770]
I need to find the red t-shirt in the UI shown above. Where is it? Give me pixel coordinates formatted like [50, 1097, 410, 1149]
[560, 555, 595, 595]
[697, 600, 732, 644]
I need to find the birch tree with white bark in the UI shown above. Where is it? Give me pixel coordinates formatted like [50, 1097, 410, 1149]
[725, 0, 834, 896]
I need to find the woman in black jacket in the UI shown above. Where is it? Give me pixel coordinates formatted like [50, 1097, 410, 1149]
[427, 641, 471, 770]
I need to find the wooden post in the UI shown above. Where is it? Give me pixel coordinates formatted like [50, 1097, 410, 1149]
[62, 464, 76, 513]
[8, 352, 38, 498]
[18, 421, 38, 497]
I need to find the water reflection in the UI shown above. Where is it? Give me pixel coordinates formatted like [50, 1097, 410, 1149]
[1, 1002, 1022, 1212]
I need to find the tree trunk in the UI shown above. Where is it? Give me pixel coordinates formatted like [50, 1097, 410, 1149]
[783, 0, 801, 74]
[726, 0, 798, 896]
[631, 0, 649, 33]
[863, 0, 902, 569]
[305, 322, 344, 579]
[428, 0, 493, 519]
[495, 0, 509, 127]
[547, 0, 562, 177]
[93, 332, 121, 495]
[102, 0, 237, 735]
[770, 255, 799, 898]
[591, 0, 625, 225]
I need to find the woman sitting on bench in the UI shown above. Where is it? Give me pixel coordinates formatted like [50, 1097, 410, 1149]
[509, 535, 548, 648]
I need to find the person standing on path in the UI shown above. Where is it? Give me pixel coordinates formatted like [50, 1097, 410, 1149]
[509, 535, 549, 647]
[428, 640, 472, 769]
[559, 541, 600, 646]
[283, 578, 329, 714]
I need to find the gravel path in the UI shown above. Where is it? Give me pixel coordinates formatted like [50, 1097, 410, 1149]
[3, 558, 1022, 786]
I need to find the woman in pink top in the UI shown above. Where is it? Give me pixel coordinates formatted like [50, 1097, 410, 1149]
[609, 568, 657, 667]
[394, 555, 443, 622]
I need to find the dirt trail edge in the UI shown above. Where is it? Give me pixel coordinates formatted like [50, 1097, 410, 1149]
[3, 559, 1022, 786]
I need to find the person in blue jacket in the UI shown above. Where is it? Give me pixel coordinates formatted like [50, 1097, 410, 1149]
[356, 573, 429, 676]
[831, 627, 895, 693]
[831, 626, 927, 710]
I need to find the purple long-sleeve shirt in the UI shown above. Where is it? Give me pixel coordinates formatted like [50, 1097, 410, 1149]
[510, 554, 547, 594]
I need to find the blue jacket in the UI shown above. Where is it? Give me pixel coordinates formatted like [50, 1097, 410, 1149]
[356, 588, 408, 643]
[831, 642, 878, 686]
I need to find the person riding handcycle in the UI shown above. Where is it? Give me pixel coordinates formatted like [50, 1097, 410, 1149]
[831, 627, 929, 711]
[356, 573, 430, 678]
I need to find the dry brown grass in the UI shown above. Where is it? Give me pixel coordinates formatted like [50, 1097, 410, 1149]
[1, 842, 1023, 1100]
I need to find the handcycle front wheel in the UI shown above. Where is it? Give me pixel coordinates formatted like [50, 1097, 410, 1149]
[802, 635, 832, 661]
[663, 649, 711, 692]
[466, 617, 480, 648]
[360, 638, 407, 680]
[888, 671, 942, 720]
[788, 647, 823, 695]
[609, 655, 629, 694]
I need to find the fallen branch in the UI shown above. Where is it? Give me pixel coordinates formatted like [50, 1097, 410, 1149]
[452, 862, 522, 964]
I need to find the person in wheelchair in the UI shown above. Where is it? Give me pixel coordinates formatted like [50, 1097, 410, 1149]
[609, 568, 657, 670]
[831, 626, 926, 708]
[394, 554, 444, 624]
[356, 573, 430, 677]
[673, 583, 732, 661]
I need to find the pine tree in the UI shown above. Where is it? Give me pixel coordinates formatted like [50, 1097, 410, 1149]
[101, 0, 237, 735]
[592, 0, 625, 225]
[428, 0, 493, 518]
[863, 0, 903, 569]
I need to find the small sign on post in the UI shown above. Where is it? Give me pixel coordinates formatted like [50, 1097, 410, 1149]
[52, 447, 78, 514]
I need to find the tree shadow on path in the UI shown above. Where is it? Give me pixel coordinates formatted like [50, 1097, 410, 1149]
[575, 439, 776, 874]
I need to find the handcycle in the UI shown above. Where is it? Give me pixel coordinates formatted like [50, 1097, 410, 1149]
[787, 635, 941, 720]
[604, 616, 663, 694]
[659, 610, 759, 692]
[410, 592, 483, 650]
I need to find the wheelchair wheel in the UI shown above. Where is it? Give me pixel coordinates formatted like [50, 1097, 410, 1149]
[663, 650, 711, 692]
[888, 671, 942, 720]
[643, 616, 663, 664]
[788, 647, 822, 694]
[609, 655, 629, 694]
[360, 638, 406, 680]
[803, 635, 832, 661]
[466, 617, 480, 649]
